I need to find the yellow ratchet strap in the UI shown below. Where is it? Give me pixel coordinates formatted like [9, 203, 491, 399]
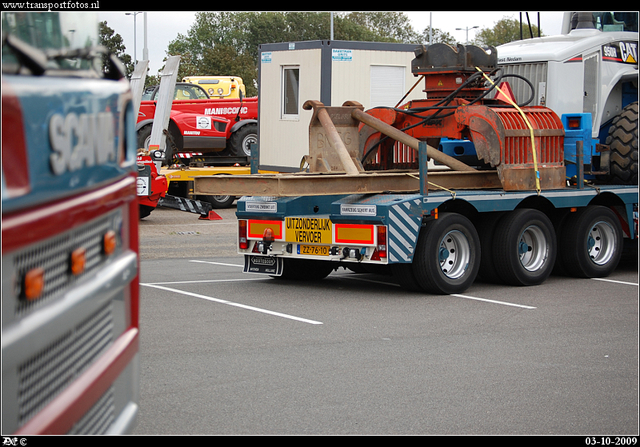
[476, 67, 541, 194]
[407, 173, 457, 199]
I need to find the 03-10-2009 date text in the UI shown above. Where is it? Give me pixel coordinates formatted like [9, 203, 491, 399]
[585, 438, 637, 446]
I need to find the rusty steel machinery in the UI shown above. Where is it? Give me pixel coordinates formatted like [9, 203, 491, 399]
[195, 43, 570, 198]
[358, 43, 566, 191]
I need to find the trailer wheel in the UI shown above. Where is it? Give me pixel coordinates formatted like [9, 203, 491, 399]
[197, 194, 236, 209]
[492, 209, 556, 286]
[228, 123, 257, 158]
[558, 206, 623, 278]
[139, 205, 154, 219]
[412, 213, 480, 294]
[605, 101, 638, 185]
[476, 212, 505, 284]
[391, 263, 423, 292]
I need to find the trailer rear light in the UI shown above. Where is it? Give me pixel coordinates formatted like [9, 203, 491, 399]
[239, 220, 248, 249]
[370, 226, 387, 261]
[23, 267, 45, 301]
[249, 228, 277, 254]
[376, 226, 387, 258]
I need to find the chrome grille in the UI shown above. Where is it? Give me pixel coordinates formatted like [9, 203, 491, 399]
[498, 62, 548, 106]
[68, 386, 115, 435]
[12, 210, 122, 317]
[17, 301, 114, 427]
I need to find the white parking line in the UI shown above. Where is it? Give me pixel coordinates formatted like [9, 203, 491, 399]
[141, 283, 324, 325]
[184, 260, 537, 309]
[189, 259, 244, 268]
[451, 294, 537, 309]
[591, 277, 638, 287]
[333, 273, 536, 308]
[144, 277, 265, 285]
[333, 274, 400, 288]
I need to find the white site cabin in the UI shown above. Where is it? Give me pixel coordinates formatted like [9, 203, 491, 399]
[257, 40, 426, 172]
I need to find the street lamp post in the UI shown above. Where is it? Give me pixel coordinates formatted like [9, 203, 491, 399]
[456, 25, 479, 44]
[142, 12, 148, 62]
[125, 12, 140, 68]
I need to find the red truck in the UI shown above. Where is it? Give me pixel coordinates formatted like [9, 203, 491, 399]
[136, 82, 258, 163]
[3, 12, 140, 434]
[136, 152, 169, 218]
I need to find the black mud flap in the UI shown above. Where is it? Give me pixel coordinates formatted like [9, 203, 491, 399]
[158, 195, 212, 217]
[244, 255, 283, 276]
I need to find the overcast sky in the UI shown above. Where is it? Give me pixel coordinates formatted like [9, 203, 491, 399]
[97, 11, 566, 75]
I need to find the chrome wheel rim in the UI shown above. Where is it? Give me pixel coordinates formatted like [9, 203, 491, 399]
[518, 225, 548, 272]
[242, 133, 257, 157]
[438, 230, 470, 279]
[587, 221, 617, 265]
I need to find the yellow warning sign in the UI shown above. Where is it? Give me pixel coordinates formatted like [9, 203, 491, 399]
[285, 217, 332, 244]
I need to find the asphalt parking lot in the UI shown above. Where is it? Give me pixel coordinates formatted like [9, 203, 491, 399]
[134, 206, 639, 435]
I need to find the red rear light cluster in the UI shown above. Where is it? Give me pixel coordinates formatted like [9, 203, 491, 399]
[238, 220, 248, 249]
[377, 226, 387, 258]
[371, 225, 387, 261]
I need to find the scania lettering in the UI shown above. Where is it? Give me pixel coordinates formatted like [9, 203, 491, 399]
[2, 12, 140, 434]
[49, 111, 117, 174]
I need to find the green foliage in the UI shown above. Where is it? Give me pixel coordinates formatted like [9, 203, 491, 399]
[473, 17, 544, 47]
[418, 27, 457, 45]
[164, 12, 457, 97]
[344, 11, 418, 43]
[99, 21, 134, 78]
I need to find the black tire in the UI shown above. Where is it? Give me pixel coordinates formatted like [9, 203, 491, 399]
[228, 123, 257, 158]
[492, 209, 556, 286]
[139, 204, 154, 219]
[551, 209, 573, 276]
[476, 212, 505, 283]
[558, 206, 623, 278]
[391, 263, 423, 292]
[137, 124, 152, 150]
[276, 259, 334, 280]
[137, 124, 177, 167]
[197, 194, 236, 209]
[605, 101, 638, 185]
[412, 213, 480, 294]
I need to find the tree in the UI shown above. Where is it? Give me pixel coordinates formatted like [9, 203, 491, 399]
[473, 17, 543, 47]
[164, 12, 457, 96]
[345, 12, 419, 43]
[99, 21, 134, 78]
[418, 27, 457, 45]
